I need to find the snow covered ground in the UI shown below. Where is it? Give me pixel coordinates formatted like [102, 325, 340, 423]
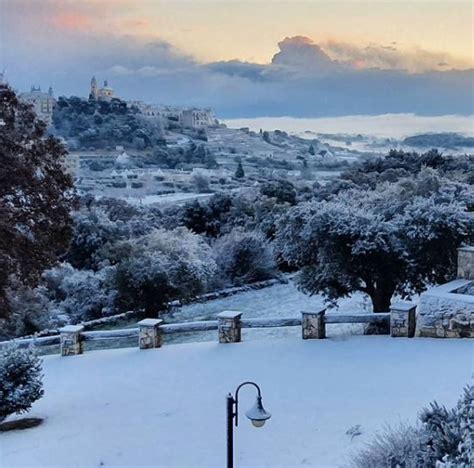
[2, 337, 472, 467]
[123, 191, 214, 207]
[165, 282, 372, 345]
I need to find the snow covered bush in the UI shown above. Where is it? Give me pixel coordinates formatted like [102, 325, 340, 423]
[0, 344, 44, 423]
[115, 228, 217, 315]
[353, 424, 421, 468]
[214, 229, 278, 286]
[67, 208, 128, 269]
[43, 263, 117, 322]
[353, 385, 474, 467]
[260, 179, 297, 205]
[0, 284, 52, 340]
[191, 172, 211, 193]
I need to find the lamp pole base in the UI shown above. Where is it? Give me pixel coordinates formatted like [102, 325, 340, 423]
[227, 394, 235, 468]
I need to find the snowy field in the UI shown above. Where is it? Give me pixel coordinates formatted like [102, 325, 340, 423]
[164, 282, 372, 345]
[123, 191, 214, 207]
[1, 337, 472, 468]
[95, 282, 373, 350]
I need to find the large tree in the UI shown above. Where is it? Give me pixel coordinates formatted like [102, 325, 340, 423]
[276, 171, 473, 312]
[0, 85, 75, 317]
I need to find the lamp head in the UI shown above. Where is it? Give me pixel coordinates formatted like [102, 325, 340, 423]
[245, 396, 271, 428]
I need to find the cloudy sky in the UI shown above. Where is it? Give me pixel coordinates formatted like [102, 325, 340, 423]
[1, 0, 473, 117]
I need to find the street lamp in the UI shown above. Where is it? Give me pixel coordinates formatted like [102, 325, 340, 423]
[226, 381, 271, 468]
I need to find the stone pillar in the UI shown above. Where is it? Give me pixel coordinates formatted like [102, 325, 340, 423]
[138, 319, 163, 349]
[390, 302, 416, 338]
[301, 309, 326, 339]
[457, 246, 474, 280]
[217, 311, 242, 343]
[60, 325, 84, 356]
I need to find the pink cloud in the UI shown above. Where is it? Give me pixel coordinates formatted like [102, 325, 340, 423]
[50, 12, 95, 31]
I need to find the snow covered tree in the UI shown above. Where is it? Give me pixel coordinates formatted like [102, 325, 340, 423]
[0, 85, 75, 318]
[276, 173, 473, 312]
[192, 172, 211, 193]
[0, 344, 44, 423]
[260, 179, 297, 205]
[0, 283, 52, 341]
[214, 229, 278, 286]
[115, 228, 217, 315]
[67, 207, 128, 269]
[43, 263, 117, 322]
[235, 161, 245, 179]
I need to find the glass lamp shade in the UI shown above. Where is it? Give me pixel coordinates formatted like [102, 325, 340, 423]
[251, 419, 266, 428]
[245, 396, 271, 428]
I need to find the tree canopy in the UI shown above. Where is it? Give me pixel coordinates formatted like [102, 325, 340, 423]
[276, 170, 473, 312]
[0, 85, 75, 317]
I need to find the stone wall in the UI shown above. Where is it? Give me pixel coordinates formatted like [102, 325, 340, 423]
[15, 277, 286, 342]
[417, 279, 474, 338]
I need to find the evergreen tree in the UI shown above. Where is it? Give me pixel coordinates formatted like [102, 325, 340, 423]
[235, 161, 245, 179]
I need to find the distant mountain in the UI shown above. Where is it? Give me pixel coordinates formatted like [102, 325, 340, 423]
[403, 133, 474, 149]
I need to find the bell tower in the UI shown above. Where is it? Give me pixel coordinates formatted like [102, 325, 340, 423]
[90, 76, 98, 100]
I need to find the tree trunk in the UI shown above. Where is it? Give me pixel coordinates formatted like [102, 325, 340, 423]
[365, 285, 394, 335]
[370, 285, 394, 313]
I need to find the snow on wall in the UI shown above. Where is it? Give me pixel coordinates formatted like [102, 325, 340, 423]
[417, 279, 474, 338]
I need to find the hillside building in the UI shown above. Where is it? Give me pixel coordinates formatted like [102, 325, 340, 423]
[129, 101, 216, 129]
[181, 108, 216, 128]
[20, 85, 56, 125]
[89, 76, 115, 101]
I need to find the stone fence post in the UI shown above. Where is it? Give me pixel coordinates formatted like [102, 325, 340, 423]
[390, 302, 416, 338]
[138, 319, 163, 349]
[217, 311, 242, 343]
[457, 246, 474, 280]
[301, 309, 326, 339]
[60, 325, 84, 356]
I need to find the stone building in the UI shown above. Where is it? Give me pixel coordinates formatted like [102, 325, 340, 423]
[89, 76, 115, 101]
[417, 246, 474, 338]
[20, 85, 56, 125]
[181, 108, 216, 128]
[129, 102, 217, 129]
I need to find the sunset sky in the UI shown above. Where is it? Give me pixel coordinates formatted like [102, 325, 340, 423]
[1, 0, 473, 117]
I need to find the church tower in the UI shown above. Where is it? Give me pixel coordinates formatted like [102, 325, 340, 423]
[90, 76, 98, 100]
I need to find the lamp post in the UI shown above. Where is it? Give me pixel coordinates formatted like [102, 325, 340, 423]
[226, 381, 271, 468]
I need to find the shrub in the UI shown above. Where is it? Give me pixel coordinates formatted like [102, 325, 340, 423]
[67, 208, 128, 269]
[214, 229, 278, 286]
[43, 264, 117, 323]
[0, 285, 52, 340]
[353, 385, 474, 467]
[235, 161, 245, 179]
[0, 345, 44, 423]
[115, 228, 217, 315]
[260, 179, 297, 205]
[192, 172, 211, 193]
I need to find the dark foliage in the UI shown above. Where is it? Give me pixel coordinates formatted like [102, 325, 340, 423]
[0, 85, 75, 317]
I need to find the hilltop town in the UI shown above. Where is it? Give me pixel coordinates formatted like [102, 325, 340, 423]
[12, 75, 365, 206]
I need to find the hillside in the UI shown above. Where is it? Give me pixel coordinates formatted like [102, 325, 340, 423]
[403, 132, 474, 150]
